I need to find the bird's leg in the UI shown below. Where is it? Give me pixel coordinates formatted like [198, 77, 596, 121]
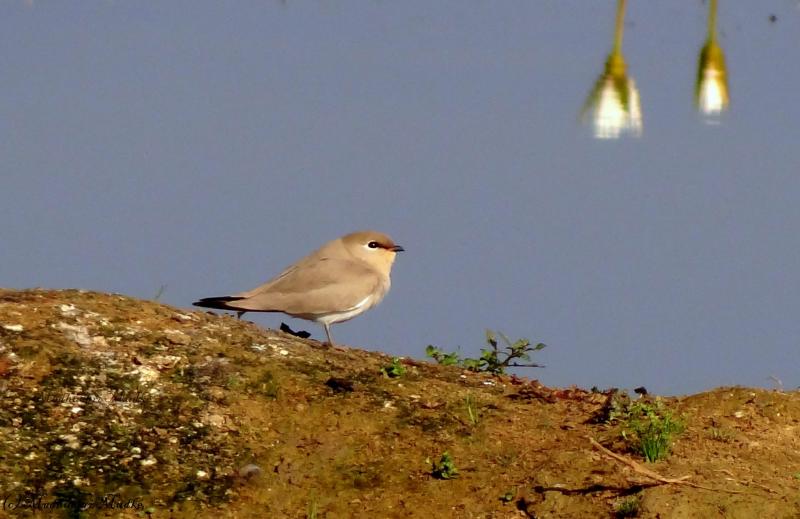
[236, 311, 245, 320]
[323, 323, 335, 348]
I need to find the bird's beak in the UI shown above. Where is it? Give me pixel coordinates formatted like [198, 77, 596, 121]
[390, 245, 405, 252]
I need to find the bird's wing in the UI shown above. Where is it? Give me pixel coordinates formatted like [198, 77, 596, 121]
[229, 258, 385, 316]
[233, 245, 337, 298]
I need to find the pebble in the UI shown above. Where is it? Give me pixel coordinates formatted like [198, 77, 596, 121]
[238, 464, 262, 479]
[2, 324, 23, 332]
[164, 329, 191, 345]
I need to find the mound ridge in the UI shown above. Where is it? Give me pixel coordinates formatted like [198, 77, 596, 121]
[0, 289, 798, 518]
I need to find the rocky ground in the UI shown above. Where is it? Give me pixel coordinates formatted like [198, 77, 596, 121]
[0, 288, 798, 518]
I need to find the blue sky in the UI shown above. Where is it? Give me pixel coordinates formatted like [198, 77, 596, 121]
[2, 1, 799, 394]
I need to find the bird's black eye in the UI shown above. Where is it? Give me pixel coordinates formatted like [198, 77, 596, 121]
[367, 241, 380, 249]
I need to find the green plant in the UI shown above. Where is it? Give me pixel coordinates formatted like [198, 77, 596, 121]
[379, 357, 406, 378]
[709, 427, 733, 443]
[429, 452, 459, 480]
[499, 488, 516, 503]
[478, 330, 546, 374]
[613, 495, 641, 517]
[618, 400, 684, 462]
[425, 345, 460, 366]
[306, 495, 318, 519]
[604, 391, 632, 423]
[426, 330, 546, 375]
[464, 393, 480, 426]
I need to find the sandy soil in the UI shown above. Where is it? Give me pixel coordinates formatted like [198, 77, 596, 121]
[0, 289, 798, 518]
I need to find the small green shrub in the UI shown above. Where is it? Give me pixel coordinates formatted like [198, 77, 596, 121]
[426, 330, 546, 375]
[618, 400, 684, 462]
[613, 495, 641, 517]
[379, 357, 406, 378]
[424, 345, 460, 366]
[429, 452, 459, 480]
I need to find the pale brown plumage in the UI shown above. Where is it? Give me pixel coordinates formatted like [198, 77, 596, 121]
[193, 230, 403, 346]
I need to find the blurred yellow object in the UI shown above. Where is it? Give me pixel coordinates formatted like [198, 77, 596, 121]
[696, 0, 729, 117]
[581, 0, 642, 139]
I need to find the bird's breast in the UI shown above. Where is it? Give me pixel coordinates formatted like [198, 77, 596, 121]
[316, 276, 390, 326]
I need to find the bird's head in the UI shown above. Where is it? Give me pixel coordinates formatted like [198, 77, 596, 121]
[342, 230, 404, 274]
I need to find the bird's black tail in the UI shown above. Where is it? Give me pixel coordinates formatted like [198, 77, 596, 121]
[192, 296, 245, 311]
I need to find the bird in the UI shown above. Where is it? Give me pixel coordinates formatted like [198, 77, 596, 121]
[193, 230, 404, 347]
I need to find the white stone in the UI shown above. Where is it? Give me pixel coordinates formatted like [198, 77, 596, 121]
[59, 304, 80, 317]
[55, 322, 92, 347]
[130, 366, 159, 383]
[59, 434, 80, 449]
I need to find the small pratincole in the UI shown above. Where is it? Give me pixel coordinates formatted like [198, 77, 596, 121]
[193, 230, 404, 347]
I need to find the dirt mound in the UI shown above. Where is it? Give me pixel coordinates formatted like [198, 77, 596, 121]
[0, 289, 797, 518]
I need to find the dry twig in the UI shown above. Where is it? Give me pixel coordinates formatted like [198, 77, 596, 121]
[589, 437, 753, 495]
